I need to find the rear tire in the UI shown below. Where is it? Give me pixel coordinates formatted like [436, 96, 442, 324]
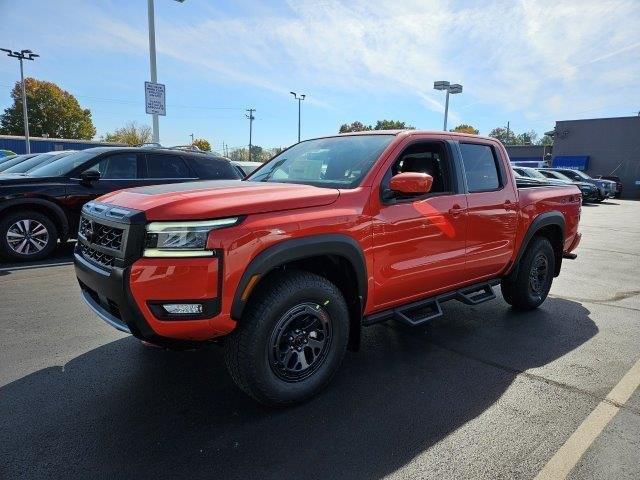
[501, 236, 555, 310]
[0, 210, 58, 262]
[224, 270, 349, 406]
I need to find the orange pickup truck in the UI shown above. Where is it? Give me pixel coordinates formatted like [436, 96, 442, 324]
[74, 131, 582, 405]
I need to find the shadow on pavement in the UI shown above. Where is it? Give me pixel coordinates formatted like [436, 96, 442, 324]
[0, 297, 597, 479]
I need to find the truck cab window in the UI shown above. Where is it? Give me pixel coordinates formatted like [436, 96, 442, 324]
[389, 142, 452, 194]
[459, 143, 501, 192]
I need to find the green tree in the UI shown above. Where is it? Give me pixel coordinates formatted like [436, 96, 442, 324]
[0, 78, 96, 139]
[537, 134, 554, 146]
[515, 130, 538, 145]
[192, 138, 211, 151]
[102, 122, 152, 146]
[488, 127, 517, 145]
[339, 121, 372, 133]
[373, 119, 414, 130]
[451, 124, 479, 134]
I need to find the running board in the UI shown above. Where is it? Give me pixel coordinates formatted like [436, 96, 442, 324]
[363, 279, 500, 327]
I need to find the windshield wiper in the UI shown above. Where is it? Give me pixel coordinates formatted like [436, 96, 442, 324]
[259, 158, 287, 182]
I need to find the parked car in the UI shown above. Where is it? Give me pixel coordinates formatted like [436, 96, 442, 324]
[0, 151, 75, 175]
[543, 168, 615, 200]
[231, 160, 263, 177]
[0, 153, 39, 172]
[75, 131, 582, 405]
[597, 175, 623, 198]
[532, 168, 599, 203]
[0, 147, 242, 262]
[0, 149, 16, 158]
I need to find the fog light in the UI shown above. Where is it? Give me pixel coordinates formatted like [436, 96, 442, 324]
[162, 303, 203, 315]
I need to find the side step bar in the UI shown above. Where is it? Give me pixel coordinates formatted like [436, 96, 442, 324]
[363, 279, 501, 327]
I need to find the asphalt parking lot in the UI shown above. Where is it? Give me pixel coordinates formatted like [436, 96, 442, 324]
[1, 199, 639, 480]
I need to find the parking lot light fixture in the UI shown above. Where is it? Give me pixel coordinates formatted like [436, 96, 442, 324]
[433, 80, 463, 131]
[1, 48, 38, 154]
[290, 91, 306, 143]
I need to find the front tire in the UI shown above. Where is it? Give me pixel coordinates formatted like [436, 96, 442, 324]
[501, 236, 555, 310]
[0, 210, 58, 262]
[224, 270, 349, 406]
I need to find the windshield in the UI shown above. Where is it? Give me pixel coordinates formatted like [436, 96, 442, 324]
[29, 149, 101, 177]
[3, 151, 73, 174]
[0, 153, 38, 172]
[570, 170, 592, 180]
[247, 135, 395, 189]
[522, 167, 547, 180]
[545, 170, 572, 182]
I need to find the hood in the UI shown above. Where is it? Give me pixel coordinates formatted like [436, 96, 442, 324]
[97, 180, 340, 220]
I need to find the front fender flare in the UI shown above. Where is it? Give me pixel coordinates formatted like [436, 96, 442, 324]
[0, 198, 70, 240]
[231, 234, 367, 320]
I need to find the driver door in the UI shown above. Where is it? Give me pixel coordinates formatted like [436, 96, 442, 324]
[370, 139, 468, 310]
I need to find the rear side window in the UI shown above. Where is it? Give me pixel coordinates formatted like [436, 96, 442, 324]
[89, 153, 138, 179]
[187, 155, 242, 180]
[145, 154, 193, 179]
[459, 143, 501, 192]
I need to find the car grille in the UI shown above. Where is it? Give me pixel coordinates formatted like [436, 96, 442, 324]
[79, 243, 115, 268]
[79, 217, 124, 250]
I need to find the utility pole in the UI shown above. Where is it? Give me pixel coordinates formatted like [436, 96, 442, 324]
[246, 108, 255, 162]
[147, 0, 160, 144]
[506, 121, 511, 145]
[189, 133, 194, 145]
[290, 92, 306, 142]
[1, 48, 39, 154]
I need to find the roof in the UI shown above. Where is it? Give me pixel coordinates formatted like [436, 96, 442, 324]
[336, 129, 496, 142]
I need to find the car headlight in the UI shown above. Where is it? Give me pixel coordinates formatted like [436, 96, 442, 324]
[143, 218, 241, 257]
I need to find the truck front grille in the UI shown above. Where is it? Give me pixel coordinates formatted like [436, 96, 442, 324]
[79, 217, 124, 250]
[80, 243, 115, 268]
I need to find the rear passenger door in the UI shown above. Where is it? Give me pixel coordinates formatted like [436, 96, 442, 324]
[139, 153, 198, 186]
[457, 141, 518, 280]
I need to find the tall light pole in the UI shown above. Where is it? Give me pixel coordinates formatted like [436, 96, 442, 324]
[1, 48, 39, 154]
[433, 81, 462, 131]
[147, 0, 185, 144]
[290, 91, 305, 142]
[246, 108, 255, 162]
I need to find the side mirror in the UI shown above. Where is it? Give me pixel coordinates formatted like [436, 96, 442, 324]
[388, 172, 433, 195]
[80, 170, 100, 185]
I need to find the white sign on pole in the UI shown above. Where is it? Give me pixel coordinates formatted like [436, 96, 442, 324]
[145, 81, 166, 116]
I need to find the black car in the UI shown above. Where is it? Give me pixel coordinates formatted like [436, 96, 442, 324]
[536, 169, 599, 203]
[0, 147, 242, 262]
[0, 151, 75, 175]
[0, 153, 39, 171]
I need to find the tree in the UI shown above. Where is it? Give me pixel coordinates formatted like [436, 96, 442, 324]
[0, 77, 96, 139]
[488, 127, 517, 145]
[515, 130, 538, 145]
[339, 121, 372, 133]
[338, 119, 414, 133]
[192, 138, 211, 151]
[451, 124, 479, 134]
[102, 122, 152, 146]
[537, 134, 554, 146]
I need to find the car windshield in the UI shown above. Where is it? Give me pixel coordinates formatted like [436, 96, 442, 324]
[29, 149, 101, 177]
[546, 171, 572, 182]
[522, 167, 547, 180]
[0, 153, 38, 171]
[247, 135, 394, 189]
[569, 170, 592, 180]
[3, 151, 73, 174]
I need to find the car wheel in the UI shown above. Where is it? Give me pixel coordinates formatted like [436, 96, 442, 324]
[224, 270, 349, 406]
[501, 236, 555, 310]
[0, 210, 58, 262]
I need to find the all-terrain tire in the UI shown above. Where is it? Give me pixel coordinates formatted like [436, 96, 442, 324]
[501, 236, 555, 310]
[224, 270, 349, 406]
[0, 210, 58, 262]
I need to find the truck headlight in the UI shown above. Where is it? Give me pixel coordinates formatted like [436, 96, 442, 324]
[143, 218, 241, 257]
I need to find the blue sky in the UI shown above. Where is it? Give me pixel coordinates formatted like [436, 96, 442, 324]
[1, 0, 639, 152]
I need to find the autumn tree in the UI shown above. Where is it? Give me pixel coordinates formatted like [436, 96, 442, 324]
[0, 78, 96, 139]
[102, 122, 152, 146]
[192, 138, 211, 151]
[451, 124, 479, 134]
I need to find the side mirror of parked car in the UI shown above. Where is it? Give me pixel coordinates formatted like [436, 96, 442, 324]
[80, 170, 100, 185]
[388, 172, 433, 196]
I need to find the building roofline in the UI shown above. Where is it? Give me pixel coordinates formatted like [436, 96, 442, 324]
[556, 115, 640, 123]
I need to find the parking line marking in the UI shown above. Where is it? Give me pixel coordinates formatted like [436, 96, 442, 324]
[534, 357, 640, 480]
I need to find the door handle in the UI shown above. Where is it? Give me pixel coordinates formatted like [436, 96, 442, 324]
[503, 200, 516, 210]
[449, 204, 465, 216]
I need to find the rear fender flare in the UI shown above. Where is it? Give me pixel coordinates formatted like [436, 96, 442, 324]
[509, 211, 565, 277]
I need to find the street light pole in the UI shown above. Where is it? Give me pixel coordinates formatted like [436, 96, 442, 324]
[433, 81, 462, 131]
[147, 0, 160, 144]
[290, 92, 306, 143]
[1, 48, 38, 154]
[246, 108, 255, 162]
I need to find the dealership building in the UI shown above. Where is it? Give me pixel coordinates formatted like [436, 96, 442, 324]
[508, 115, 640, 198]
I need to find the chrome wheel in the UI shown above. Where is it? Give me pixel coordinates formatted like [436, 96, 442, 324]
[6, 219, 49, 255]
[269, 302, 332, 382]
